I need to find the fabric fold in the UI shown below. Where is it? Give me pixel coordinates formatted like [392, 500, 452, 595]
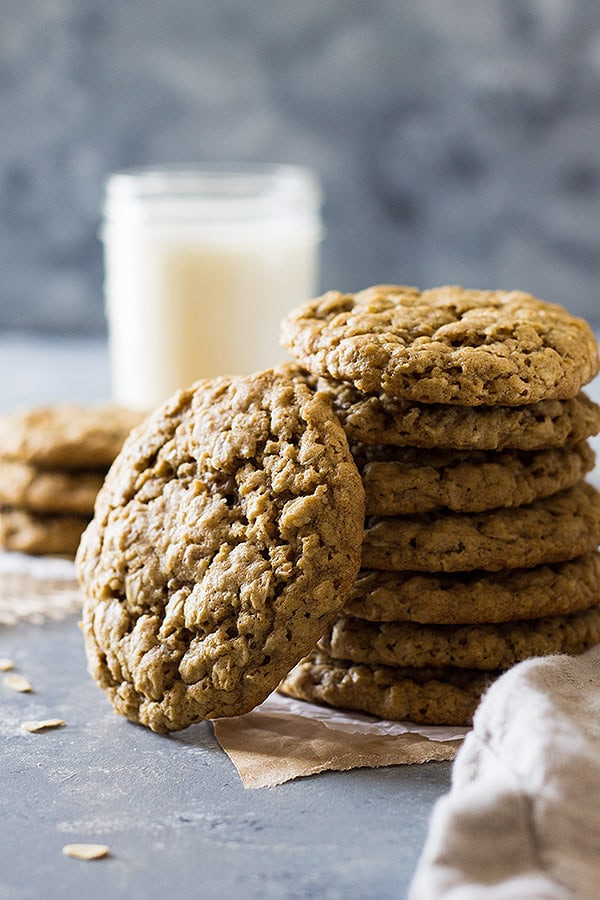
[409, 646, 600, 899]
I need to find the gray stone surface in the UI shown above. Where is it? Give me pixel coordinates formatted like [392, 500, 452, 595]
[0, 616, 451, 900]
[1, 334, 600, 898]
[1, 1, 600, 335]
[0, 335, 454, 899]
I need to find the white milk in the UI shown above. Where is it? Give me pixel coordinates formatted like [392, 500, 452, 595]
[102, 166, 322, 411]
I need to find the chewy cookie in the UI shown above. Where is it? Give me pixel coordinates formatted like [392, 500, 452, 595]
[319, 606, 600, 671]
[0, 404, 142, 470]
[309, 377, 600, 451]
[0, 507, 89, 556]
[279, 284, 600, 726]
[355, 441, 594, 516]
[0, 460, 104, 516]
[279, 651, 496, 726]
[77, 370, 365, 732]
[344, 554, 600, 624]
[362, 481, 600, 573]
[281, 286, 599, 406]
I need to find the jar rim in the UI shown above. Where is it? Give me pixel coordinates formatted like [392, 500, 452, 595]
[104, 162, 322, 222]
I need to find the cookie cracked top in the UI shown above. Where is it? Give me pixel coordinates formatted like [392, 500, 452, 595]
[76, 370, 365, 733]
[281, 285, 599, 406]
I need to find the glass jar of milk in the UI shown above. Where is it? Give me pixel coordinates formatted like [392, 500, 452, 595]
[102, 164, 323, 411]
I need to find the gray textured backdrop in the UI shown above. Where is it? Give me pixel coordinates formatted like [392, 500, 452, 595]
[1, 0, 600, 335]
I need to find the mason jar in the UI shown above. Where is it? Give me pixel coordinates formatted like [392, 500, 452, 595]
[102, 164, 323, 410]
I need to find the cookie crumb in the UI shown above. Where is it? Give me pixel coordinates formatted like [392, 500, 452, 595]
[22, 718, 65, 733]
[0, 658, 14, 671]
[4, 673, 33, 693]
[62, 843, 109, 861]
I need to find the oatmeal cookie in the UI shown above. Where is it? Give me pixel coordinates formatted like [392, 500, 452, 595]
[0, 507, 89, 556]
[319, 606, 600, 670]
[0, 459, 104, 515]
[362, 482, 600, 573]
[309, 377, 600, 450]
[344, 554, 600, 624]
[76, 370, 365, 732]
[0, 404, 143, 470]
[355, 441, 594, 515]
[278, 651, 495, 726]
[281, 286, 599, 406]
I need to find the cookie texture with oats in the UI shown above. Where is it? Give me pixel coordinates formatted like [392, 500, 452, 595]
[76, 370, 365, 733]
[278, 651, 496, 726]
[0, 460, 104, 515]
[362, 481, 600, 573]
[0, 507, 89, 556]
[319, 605, 600, 671]
[0, 404, 143, 470]
[293, 370, 600, 451]
[355, 441, 594, 516]
[344, 554, 600, 624]
[281, 286, 599, 406]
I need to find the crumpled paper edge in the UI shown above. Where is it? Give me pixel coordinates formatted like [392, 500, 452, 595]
[213, 692, 465, 788]
[262, 691, 469, 741]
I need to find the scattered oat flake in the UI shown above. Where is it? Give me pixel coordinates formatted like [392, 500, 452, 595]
[62, 843, 109, 861]
[22, 718, 65, 733]
[4, 673, 33, 692]
[0, 659, 14, 671]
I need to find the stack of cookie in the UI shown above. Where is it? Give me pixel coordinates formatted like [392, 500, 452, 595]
[278, 285, 600, 725]
[0, 404, 142, 557]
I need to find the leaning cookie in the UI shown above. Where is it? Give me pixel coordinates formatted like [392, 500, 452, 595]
[355, 441, 594, 516]
[76, 370, 365, 733]
[278, 651, 496, 726]
[319, 607, 600, 671]
[0, 507, 89, 556]
[281, 286, 599, 406]
[344, 554, 600, 624]
[0, 404, 143, 470]
[0, 459, 104, 516]
[362, 481, 600, 573]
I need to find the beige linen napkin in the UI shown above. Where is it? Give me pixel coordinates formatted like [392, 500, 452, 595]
[409, 646, 600, 900]
[213, 692, 465, 788]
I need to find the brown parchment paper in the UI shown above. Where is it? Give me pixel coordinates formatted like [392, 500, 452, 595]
[213, 693, 466, 788]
